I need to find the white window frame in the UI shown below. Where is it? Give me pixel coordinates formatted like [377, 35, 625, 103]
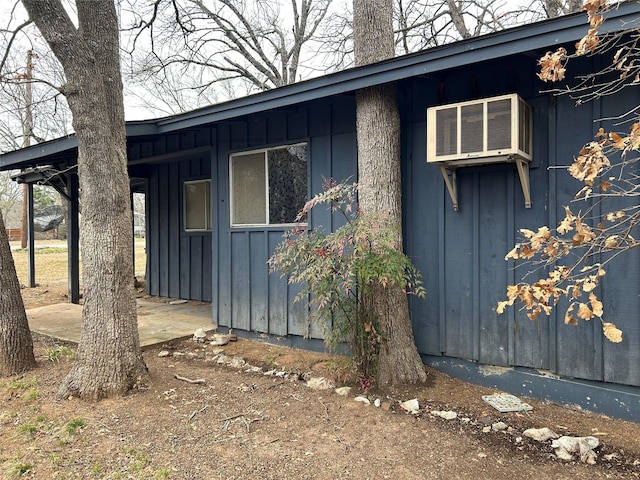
[229, 143, 308, 227]
[183, 179, 211, 232]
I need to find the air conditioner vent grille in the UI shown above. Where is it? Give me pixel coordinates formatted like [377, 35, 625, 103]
[427, 93, 532, 165]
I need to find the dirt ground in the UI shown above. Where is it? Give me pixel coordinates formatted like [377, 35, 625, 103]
[2, 282, 640, 479]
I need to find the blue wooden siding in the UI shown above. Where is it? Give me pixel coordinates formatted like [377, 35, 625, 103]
[402, 56, 640, 388]
[213, 100, 356, 338]
[146, 155, 213, 303]
[142, 99, 357, 340]
[138, 53, 639, 389]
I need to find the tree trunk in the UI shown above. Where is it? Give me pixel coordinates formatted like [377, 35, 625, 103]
[353, 0, 427, 385]
[22, 0, 148, 400]
[0, 211, 36, 376]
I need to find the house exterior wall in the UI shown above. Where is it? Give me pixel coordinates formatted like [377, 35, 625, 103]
[140, 98, 358, 339]
[400, 55, 640, 388]
[137, 53, 639, 389]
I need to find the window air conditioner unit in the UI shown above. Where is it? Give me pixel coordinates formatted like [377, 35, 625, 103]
[427, 93, 532, 165]
[426, 93, 533, 210]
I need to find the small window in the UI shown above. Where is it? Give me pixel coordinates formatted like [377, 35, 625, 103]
[230, 144, 307, 226]
[184, 180, 211, 231]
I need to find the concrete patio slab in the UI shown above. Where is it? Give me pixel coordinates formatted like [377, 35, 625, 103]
[26, 299, 216, 348]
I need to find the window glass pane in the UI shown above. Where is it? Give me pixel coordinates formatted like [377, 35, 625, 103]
[184, 181, 209, 230]
[232, 152, 266, 224]
[268, 145, 307, 224]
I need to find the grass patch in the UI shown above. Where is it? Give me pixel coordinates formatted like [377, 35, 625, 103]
[7, 377, 37, 392]
[5, 459, 33, 478]
[65, 418, 85, 435]
[122, 446, 150, 472]
[263, 347, 282, 368]
[45, 345, 75, 362]
[10, 239, 146, 285]
[24, 390, 40, 400]
[18, 414, 51, 436]
[19, 423, 38, 435]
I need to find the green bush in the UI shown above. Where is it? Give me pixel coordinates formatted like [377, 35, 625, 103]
[269, 179, 425, 384]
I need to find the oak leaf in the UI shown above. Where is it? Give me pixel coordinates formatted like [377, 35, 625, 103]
[589, 292, 603, 317]
[538, 48, 567, 82]
[496, 301, 508, 315]
[565, 304, 578, 325]
[602, 323, 623, 343]
[577, 302, 594, 320]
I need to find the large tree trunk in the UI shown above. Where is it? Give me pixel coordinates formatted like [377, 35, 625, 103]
[0, 211, 36, 376]
[22, 0, 148, 400]
[353, 0, 427, 385]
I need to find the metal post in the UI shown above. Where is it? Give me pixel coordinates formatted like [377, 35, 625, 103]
[67, 172, 80, 304]
[26, 183, 35, 287]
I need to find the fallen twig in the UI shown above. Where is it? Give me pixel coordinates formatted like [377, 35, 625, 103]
[189, 405, 209, 422]
[265, 381, 286, 390]
[318, 398, 330, 420]
[175, 374, 206, 384]
[221, 413, 248, 422]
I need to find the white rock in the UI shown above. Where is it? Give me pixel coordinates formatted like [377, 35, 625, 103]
[334, 387, 352, 396]
[551, 436, 599, 463]
[400, 398, 420, 414]
[374, 399, 381, 408]
[230, 357, 246, 368]
[210, 334, 229, 346]
[192, 328, 207, 343]
[523, 427, 559, 442]
[306, 377, 335, 390]
[492, 422, 508, 431]
[157, 350, 171, 357]
[354, 396, 370, 405]
[216, 354, 231, 364]
[431, 410, 457, 420]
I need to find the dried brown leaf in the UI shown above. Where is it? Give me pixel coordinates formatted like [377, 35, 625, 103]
[589, 292, 603, 317]
[577, 303, 594, 320]
[603, 322, 623, 343]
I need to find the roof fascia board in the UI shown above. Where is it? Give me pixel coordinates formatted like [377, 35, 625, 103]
[0, 121, 159, 168]
[0, 136, 78, 169]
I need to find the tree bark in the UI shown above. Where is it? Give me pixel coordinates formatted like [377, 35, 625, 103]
[22, 0, 148, 400]
[353, 0, 427, 385]
[0, 210, 36, 376]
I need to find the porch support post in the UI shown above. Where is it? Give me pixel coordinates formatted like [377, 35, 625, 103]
[130, 188, 138, 286]
[67, 171, 80, 304]
[26, 183, 35, 288]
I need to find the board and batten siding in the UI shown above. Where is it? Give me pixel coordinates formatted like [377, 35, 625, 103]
[141, 53, 639, 389]
[146, 154, 213, 303]
[402, 62, 640, 388]
[214, 100, 357, 338]
[144, 98, 358, 340]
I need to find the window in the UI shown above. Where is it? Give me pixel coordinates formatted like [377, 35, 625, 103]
[184, 180, 211, 231]
[230, 143, 307, 226]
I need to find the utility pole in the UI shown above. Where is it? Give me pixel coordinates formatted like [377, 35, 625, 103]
[20, 50, 34, 249]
